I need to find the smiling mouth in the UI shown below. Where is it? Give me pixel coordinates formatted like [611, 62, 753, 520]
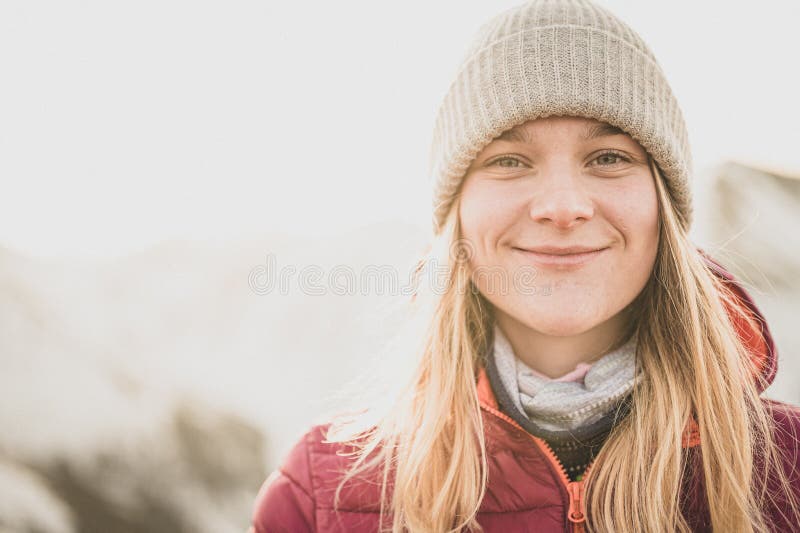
[512, 246, 609, 268]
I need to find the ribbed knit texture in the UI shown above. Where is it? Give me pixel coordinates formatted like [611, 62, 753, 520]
[428, 0, 693, 235]
[547, 423, 613, 481]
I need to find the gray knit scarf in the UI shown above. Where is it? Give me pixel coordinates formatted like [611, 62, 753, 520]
[492, 324, 640, 433]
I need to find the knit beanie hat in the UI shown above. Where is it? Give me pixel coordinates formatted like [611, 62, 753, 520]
[428, 0, 693, 235]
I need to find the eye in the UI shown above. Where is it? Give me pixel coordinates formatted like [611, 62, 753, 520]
[592, 150, 631, 167]
[488, 156, 525, 168]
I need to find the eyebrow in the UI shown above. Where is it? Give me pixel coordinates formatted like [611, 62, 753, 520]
[495, 127, 532, 143]
[582, 122, 627, 141]
[494, 122, 627, 143]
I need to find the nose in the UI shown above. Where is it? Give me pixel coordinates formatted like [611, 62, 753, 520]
[528, 171, 594, 229]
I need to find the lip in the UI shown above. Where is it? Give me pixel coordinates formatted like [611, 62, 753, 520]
[512, 245, 609, 268]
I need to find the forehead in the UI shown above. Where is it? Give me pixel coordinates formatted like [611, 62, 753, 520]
[494, 118, 627, 144]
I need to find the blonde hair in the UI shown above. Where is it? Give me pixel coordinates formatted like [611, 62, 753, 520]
[325, 158, 799, 532]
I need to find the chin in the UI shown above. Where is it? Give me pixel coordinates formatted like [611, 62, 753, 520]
[520, 312, 600, 337]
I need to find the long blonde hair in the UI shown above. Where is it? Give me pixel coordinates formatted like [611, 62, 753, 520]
[326, 159, 799, 532]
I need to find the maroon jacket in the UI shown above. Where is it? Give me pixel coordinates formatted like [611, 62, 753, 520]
[251, 254, 800, 532]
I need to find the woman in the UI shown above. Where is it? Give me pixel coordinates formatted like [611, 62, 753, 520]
[251, 0, 800, 531]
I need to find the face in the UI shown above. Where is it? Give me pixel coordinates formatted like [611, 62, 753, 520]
[458, 115, 659, 339]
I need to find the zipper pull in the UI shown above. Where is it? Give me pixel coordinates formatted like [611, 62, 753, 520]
[567, 480, 586, 532]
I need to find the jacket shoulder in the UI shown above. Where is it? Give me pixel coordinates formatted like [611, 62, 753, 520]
[764, 398, 800, 451]
[251, 423, 332, 533]
[252, 422, 384, 532]
[762, 399, 800, 529]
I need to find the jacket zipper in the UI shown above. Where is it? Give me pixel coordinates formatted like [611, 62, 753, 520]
[480, 403, 592, 533]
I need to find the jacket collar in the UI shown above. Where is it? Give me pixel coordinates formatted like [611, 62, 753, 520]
[698, 248, 776, 391]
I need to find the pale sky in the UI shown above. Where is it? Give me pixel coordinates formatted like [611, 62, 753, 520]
[1, 0, 798, 260]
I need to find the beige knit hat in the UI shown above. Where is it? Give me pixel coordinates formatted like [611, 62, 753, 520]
[429, 0, 693, 235]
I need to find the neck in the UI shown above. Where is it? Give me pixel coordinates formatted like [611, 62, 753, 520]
[495, 308, 634, 379]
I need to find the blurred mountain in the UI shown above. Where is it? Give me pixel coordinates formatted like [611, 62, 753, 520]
[708, 161, 800, 290]
[0, 220, 429, 532]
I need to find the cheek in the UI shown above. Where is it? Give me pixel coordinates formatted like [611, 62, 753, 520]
[458, 182, 521, 255]
[580, 176, 655, 275]
[457, 186, 482, 240]
[603, 180, 660, 294]
[604, 177, 659, 244]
